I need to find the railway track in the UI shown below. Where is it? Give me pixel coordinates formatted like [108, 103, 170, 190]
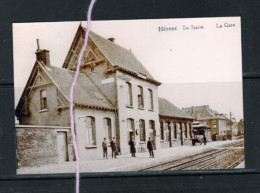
[226, 156, 245, 169]
[139, 140, 244, 171]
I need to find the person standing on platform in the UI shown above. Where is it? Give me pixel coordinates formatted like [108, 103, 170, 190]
[203, 135, 207, 145]
[129, 136, 136, 157]
[102, 138, 108, 159]
[110, 137, 117, 159]
[147, 137, 155, 158]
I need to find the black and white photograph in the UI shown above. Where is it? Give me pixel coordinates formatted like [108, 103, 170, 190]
[13, 17, 244, 174]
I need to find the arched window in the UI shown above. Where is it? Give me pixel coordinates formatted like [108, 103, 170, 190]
[103, 118, 112, 142]
[148, 89, 154, 110]
[127, 118, 135, 142]
[139, 119, 146, 142]
[126, 82, 133, 106]
[137, 86, 144, 108]
[85, 116, 96, 145]
[160, 122, 164, 140]
[149, 120, 155, 140]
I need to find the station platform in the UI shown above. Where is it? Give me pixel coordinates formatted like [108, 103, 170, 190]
[17, 139, 243, 174]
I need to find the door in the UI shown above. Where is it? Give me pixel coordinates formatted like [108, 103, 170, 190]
[57, 131, 68, 162]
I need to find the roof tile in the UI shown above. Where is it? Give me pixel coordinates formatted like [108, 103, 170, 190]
[159, 98, 192, 119]
[41, 63, 115, 110]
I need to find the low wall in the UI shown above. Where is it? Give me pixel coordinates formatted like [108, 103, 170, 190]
[16, 125, 73, 168]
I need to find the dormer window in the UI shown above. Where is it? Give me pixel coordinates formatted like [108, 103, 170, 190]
[137, 86, 144, 109]
[40, 89, 47, 110]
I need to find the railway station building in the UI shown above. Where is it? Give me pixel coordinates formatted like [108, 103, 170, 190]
[158, 98, 194, 148]
[15, 24, 162, 167]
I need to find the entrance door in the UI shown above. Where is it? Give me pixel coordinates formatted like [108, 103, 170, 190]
[127, 118, 135, 143]
[57, 131, 68, 162]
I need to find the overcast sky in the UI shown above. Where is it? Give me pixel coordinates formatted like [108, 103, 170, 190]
[13, 17, 243, 120]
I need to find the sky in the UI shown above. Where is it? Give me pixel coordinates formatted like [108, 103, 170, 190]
[13, 17, 243, 120]
[159, 82, 243, 121]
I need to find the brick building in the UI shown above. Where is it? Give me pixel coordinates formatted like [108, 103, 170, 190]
[15, 24, 162, 167]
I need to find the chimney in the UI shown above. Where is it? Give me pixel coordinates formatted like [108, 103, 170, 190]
[35, 39, 50, 66]
[108, 37, 115, 43]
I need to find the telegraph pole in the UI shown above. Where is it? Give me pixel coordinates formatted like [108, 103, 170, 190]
[230, 112, 232, 140]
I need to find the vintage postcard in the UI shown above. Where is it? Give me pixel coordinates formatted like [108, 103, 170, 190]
[13, 17, 244, 174]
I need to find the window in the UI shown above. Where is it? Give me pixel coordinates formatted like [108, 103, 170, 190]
[160, 122, 164, 140]
[40, 89, 47, 110]
[165, 123, 169, 142]
[148, 89, 154, 110]
[126, 82, 133, 106]
[139, 119, 146, 142]
[127, 118, 135, 142]
[137, 86, 144, 108]
[127, 118, 135, 131]
[149, 120, 155, 140]
[103, 118, 112, 142]
[85, 116, 96, 145]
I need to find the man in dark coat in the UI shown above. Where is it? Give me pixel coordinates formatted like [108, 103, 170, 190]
[129, 137, 136, 157]
[203, 135, 207, 145]
[110, 137, 117, 159]
[102, 138, 108, 159]
[147, 137, 155, 158]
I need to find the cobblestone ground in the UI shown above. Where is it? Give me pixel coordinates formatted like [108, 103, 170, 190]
[17, 139, 243, 174]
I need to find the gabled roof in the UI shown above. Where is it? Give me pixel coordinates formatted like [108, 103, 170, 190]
[40, 62, 115, 110]
[182, 105, 226, 120]
[16, 61, 115, 115]
[63, 25, 160, 85]
[159, 98, 192, 119]
[87, 29, 155, 79]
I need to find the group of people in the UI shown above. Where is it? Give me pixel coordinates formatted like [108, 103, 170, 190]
[129, 137, 155, 158]
[102, 137, 117, 159]
[102, 137, 155, 159]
